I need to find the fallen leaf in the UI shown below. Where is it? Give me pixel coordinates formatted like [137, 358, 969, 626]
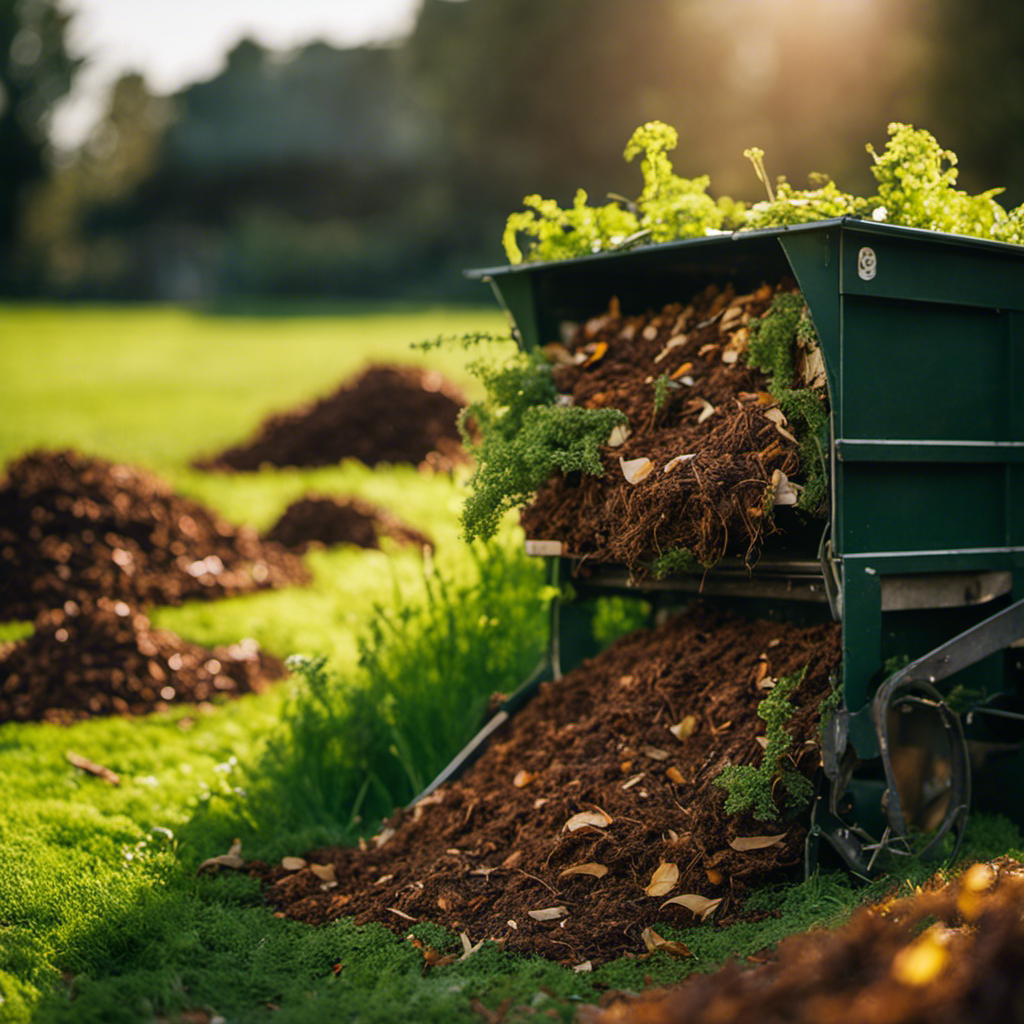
[654, 334, 689, 362]
[507, 919, 517, 929]
[663, 453, 695, 474]
[564, 809, 613, 832]
[800, 343, 827, 389]
[660, 894, 724, 921]
[559, 863, 609, 879]
[669, 361, 694, 380]
[720, 348, 739, 364]
[607, 424, 631, 447]
[755, 736, 770, 749]
[730, 834, 787, 851]
[528, 906, 568, 921]
[669, 716, 697, 742]
[372, 827, 396, 848]
[666, 765, 685, 785]
[309, 862, 336, 883]
[281, 856, 307, 872]
[573, 961, 593, 973]
[706, 868, 725, 885]
[458, 931, 485, 961]
[619, 455, 654, 485]
[197, 838, 245, 873]
[423, 948, 457, 968]
[502, 850, 522, 868]
[512, 770, 534, 788]
[65, 751, 120, 785]
[641, 926, 693, 958]
[688, 398, 715, 424]
[645, 861, 680, 897]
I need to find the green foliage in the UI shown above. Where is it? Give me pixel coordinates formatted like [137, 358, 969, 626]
[776, 388, 829, 512]
[623, 121, 741, 244]
[715, 668, 814, 821]
[650, 547, 701, 579]
[502, 189, 639, 265]
[746, 292, 804, 389]
[459, 350, 626, 541]
[651, 371, 671, 418]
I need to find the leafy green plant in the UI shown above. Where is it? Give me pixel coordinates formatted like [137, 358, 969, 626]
[458, 350, 626, 541]
[714, 668, 814, 821]
[650, 546, 701, 579]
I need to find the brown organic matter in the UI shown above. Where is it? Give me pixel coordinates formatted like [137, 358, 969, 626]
[581, 858, 1024, 1024]
[255, 606, 840, 966]
[519, 283, 819, 571]
[194, 364, 468, 472]
[0, 597, 283, 724]
[263, 494, 432, 554]
[0, 449, 310, 621]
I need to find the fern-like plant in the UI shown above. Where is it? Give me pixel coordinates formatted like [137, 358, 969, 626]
[714, 668, 814, 821]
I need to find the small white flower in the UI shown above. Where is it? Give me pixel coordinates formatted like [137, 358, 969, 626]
[872, 206, 888, 222]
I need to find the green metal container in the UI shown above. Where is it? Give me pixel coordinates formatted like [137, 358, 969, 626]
[468, 217, 1024, 873]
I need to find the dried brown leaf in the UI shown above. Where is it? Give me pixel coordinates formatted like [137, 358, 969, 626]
[619, 455, 654, 485]
[559, 862, 609, 880]
[528, 906, 568, 921]
[65, 751, 120, 785]
[198, 838, 245, 873]
[564, 809, 613, 832]
[729, 833, 787, 851]
[645, 861, 680, 897]
[281, 856, 307, 872]
[641, 926, 693, 958]
[669, 716, 697, 742]
[660, 894, 724, 921]
[512, 770, 535, 788]
[309, 862, 336, 883]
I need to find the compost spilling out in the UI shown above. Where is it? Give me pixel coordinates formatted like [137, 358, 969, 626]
[256, 606, 841, 966]
[194, 364, 468, 472]
[582, 858, 1024, 1024]
[519, 281, 825, 571]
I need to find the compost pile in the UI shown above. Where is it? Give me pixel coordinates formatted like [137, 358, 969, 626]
[263, 494, 432, 553]
[0, 449, 309, 620]
[0, 449, 301, 722]
[519, 281, 825, 571]
[582, 858, 1024, 1024]
[257, 606, 840, 966]
[194, 364, 468, 472]
[0, 598, 283, 724]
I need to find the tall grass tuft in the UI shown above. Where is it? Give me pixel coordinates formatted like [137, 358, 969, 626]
[241, 541, 552, 842]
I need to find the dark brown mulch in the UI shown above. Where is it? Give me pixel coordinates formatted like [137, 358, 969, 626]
[254, 606, 840, 967]
[0, 597, 284, 724]
[193, 364, 468, 473]
[582, 858, 1024, 1024]
[0, 449, 310, 622]
[519, 283, 825, 570]
[263, 494, 432, 554]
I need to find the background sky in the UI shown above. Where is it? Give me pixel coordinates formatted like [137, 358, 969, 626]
[53, 0, 425, 147]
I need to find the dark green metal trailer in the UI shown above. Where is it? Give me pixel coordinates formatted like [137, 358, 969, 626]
[431, 217, 1024, 877]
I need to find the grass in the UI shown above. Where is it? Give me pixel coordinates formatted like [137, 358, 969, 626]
[2, 302, 1023, 1023]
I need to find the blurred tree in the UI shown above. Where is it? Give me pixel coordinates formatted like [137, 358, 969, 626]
[0, 0, 79, 285]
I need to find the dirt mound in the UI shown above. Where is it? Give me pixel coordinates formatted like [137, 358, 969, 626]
[519, 283, 824, 571]
[194, 364, 468, 472]
[0, 597, 284, 724]
[583, 858, 1024, 1024]
[255, 606, 840, 966]
[263, 494, 432, 554]
[0, 449, 310, 621]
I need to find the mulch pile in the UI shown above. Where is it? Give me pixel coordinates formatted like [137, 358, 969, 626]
[0, 449, 304, 723]
[583, 858, 1024, 1024]
[194, 364, 468, 472]
[263, 494, 432, 554]
[0, 449, 310, 621]
[520, 282, 824, 571]
[0, 599, 283, 724]
[255, 606, 841, 967]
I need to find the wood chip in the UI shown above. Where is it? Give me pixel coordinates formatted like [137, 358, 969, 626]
[65, 750, 120, 785]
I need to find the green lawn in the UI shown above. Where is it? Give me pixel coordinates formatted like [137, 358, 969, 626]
[1, 303, 1019, 1024]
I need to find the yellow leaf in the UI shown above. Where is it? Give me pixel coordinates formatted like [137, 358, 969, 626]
[559, 863, 609, 879]
[619, 455, 654, 485]
[729, 834, 786, 851]
[641, 926, 693, 958]
[669, 716, 697, 742]
[660, 894, 723, 921]
[564, 809, 613, 832]
[528, 906, 568, 921]
[669, 361, 693, 380]
[645, 861, 679, 897]
[582, 341, 608, 367]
